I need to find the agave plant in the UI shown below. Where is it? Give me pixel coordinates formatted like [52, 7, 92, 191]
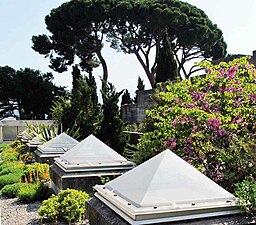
[25, 122, 58, 143]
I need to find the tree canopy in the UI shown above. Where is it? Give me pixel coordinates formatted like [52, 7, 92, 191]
[32, 0, 227, 89]
[0, 66, 66, 120]
[32, 0, 109, 90]
[108, 0, 227, 84]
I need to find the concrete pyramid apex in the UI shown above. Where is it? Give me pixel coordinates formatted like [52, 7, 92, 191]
[55, 134, 134, 171]
[94, 150, 238, 224]
[38, 133, 78, 153]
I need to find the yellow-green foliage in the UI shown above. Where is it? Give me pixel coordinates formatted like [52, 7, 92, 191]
[39, 189, 90, 224]
[0, 172, 23, 189]
[235, 179, 256, 220]
[0, 144, 10, 153]
[17, 182, 48, 202]
[1, 182, 27, 197]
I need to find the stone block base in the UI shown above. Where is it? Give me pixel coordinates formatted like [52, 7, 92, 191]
[86, 197, 250, 225]
[50, 164, 122, 195]
[34, 151, 60, 165]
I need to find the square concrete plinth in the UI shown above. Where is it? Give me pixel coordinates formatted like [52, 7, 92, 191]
[34, 150, 61, 165]
[86, 197, 250, 225]
[50, 164, 126, 195]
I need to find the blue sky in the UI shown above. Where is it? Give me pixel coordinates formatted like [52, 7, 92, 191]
[1, 0, 256, 94]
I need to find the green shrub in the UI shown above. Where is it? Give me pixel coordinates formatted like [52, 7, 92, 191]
[1, 182, 27, 197]
[39, 195, 60, 223]
[235, 179, 256, 220]
[0, 172, 23, 189]
[39, 189, 90, 224]
[0, 162, 23, 171]
[0, 144, 10, 153]
[19, 152, 34, 164]
[17, 182, 49, 202]
[0, 166, 23, 176]
[58, 189, 89, 223]
[2, 150, 19, 162]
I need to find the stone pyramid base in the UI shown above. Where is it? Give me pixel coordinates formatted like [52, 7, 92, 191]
[86, 197, 249, 225]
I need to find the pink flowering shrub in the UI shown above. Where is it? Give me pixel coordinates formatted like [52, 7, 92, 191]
[135, 57, 256, 192]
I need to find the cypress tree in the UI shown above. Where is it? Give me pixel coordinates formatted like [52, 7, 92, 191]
[98, 82, 127, 154]
[134, 76, 145, 103]
[121, 89, 133, 106]
[156, 32, 178, 85]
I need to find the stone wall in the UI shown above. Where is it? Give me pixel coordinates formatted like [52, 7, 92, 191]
[122, 89, 154, 124]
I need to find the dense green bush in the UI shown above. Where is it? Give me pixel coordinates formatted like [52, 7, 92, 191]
[0, 172, 23, 189]
[39, 189, 90, 224]
[0, 144, 10, 153]
[0, 162, 23, 172]
[17, 182, 49, 202]
[134, 57, 256, 192]
[0, 166, 23, 176]
[235, 179, 256, 220]
[1, 150, 19, 162]
[39, 195, 60, 223]
[1, 182, 27, 197]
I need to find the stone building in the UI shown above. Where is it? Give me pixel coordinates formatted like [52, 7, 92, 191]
[122, 89, 154, 124]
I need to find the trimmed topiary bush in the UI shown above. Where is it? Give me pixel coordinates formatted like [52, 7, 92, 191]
[39, 189, 90, 224]
[1, 182, 27, 198]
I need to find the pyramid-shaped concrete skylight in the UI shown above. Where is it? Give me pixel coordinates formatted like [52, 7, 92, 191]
[37, 133, 79, 154]
[94, 150, 239, 224]
[54, 134, 135, 172]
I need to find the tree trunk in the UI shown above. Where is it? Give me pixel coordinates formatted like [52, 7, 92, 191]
[96, 50, 109, 92]
[134, 51, 155, 88]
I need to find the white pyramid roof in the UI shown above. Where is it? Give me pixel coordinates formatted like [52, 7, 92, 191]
[55, 134, 134, 172]
[38, 133, 79, 153]
[94, 150, 239, 224]
[28, 136, 43, 145]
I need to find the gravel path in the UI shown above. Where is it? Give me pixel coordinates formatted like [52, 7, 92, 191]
[0, 195, 41, 225]
[0, 195, 90, 225]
